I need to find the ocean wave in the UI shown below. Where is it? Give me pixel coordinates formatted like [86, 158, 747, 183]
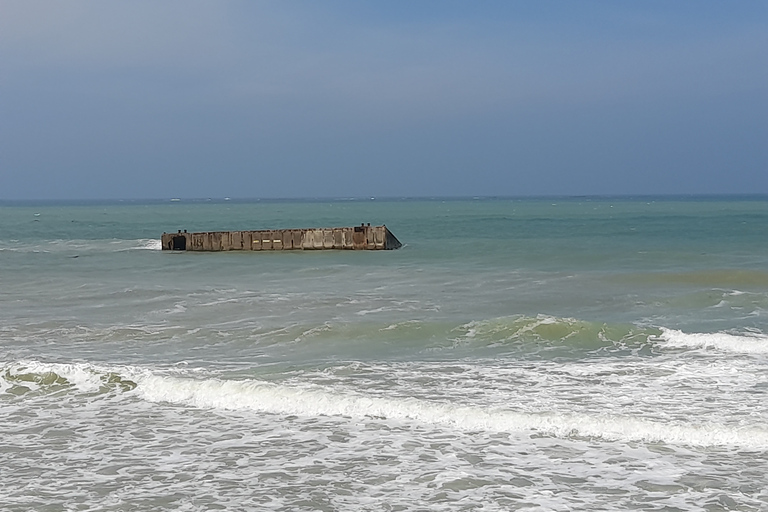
[0, 360, 140, 396]
[656, 328, 768, 355]
[6, 314, 767, 361]
[228, 315, 648, 355]
[449, 317, 768, 357]
[451, 315, 656, 351]
[3, 360, 767, 449]
[136, 374, 768, 449]
[133, 239, 162, 251]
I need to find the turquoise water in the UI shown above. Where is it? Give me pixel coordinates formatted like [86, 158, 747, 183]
[2, 197, 768, 510]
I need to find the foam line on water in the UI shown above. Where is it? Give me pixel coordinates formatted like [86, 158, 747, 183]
[658, 328, 768, 354]
[133, 239, 162, 250]
[0, 238, 161, 253]
[136, 375, 768, 449]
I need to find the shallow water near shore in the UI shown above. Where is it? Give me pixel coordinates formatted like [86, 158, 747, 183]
[2, 196, 768, 510]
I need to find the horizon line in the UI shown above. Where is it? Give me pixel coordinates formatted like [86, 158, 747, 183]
[2, 193, 768, 206]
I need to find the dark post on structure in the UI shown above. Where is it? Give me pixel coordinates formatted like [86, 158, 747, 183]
[161, 225, 402, 252]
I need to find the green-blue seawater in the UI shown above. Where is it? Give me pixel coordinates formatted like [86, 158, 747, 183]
[2, 197, 767, 510]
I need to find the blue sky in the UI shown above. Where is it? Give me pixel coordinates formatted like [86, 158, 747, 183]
[1, 1, 766, 200]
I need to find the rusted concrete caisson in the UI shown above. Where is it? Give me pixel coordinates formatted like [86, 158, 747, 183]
[161, 224, 402, 251]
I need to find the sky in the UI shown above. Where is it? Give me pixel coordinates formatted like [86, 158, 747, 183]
[1, 1, 766, 200]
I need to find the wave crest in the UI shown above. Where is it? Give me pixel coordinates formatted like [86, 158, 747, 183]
[4, 360, 767, 449]
[137, 374, 768, 449]
[1, 360, 137, 397]
[453, 315, 655, 351]
[657, 328, 768, 354]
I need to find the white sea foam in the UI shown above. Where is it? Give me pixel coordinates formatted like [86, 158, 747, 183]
[135, 374, 768, 449]
[0, 360, 147, 394]
[658, 328, 768, 354]
[355, 306, 391, 316]
[133, 238, 162, 250]
[0, 238, 162, 253]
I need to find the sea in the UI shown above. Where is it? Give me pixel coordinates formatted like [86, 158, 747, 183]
[1, 196, 767, 511]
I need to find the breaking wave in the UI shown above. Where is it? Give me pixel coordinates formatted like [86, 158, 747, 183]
[7, 314, 767, 359]
[0, 238, 161, 254]
[452, 315, 656, 351]
[3, 360, 766, 449]
[657, 328, 768, 355]
[0, 360, 140, 397]
[135, 374, 768, 449]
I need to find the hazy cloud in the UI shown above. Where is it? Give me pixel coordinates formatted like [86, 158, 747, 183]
[1, 1, 766, 199]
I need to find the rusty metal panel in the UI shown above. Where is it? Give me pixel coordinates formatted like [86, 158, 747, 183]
[352, 226, 365, 249]
[250, 231, 262, 251]
[292, 230, 302, 249]
[313, 230, 324, 249]
[301, 230, 312, 249]
[339, 228, 351, 249]
[357, 226, 373, 250]
[270, 230, 283, 250]
[373, 227, 385, 249]
[231, 231, 243, 250]
[261, 231, 273, 250]
[303, 229, 321, 249]
[366, 230, 375, 250]
[282, 230, 293, 250]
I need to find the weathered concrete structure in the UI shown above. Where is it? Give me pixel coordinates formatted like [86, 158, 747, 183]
[161, 224, 402, 251]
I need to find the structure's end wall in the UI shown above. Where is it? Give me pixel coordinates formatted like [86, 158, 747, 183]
[383, 226, 402, 250]
[162, 231, 191, 251]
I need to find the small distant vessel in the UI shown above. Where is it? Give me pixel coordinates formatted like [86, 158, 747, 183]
[161, 224, 402, 251]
